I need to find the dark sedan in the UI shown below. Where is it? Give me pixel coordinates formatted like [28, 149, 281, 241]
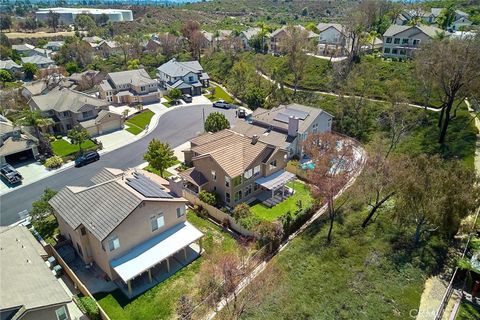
[75, 151, 100, 167]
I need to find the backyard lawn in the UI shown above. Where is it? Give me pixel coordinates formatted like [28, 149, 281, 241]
[125, 109, 155, 135]
[51, 139, 96, 157]
[144, 161, 180, 179]
[95, 211, 242, 320]
[206, 85, 235, 103]
[250, 181, 313, 221]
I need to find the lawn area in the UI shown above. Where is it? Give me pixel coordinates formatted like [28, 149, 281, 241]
[206, 85, 235, 103]
[125, 109, 155, 135]
[32, 215, 59, 246]
[240, 207, 441, 319]
[51, 139, 96, 157]
[144, 162, 180, 179]
[95, 211, 241, 320]
[250, 181, 313, 221]
[456, 300, 480, 320]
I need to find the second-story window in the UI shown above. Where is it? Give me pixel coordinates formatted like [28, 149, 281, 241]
[413, 39, 420, 45]
[108, 235, 120, 252]
[211, 170, 217, 181]
[253, 165, 261, 176]
[394, 38, 400, 44]
[151, 214, 165, 231]
[63, 111, 69, 117]
[269, 160, 277, 170]
[176, 207, 185, 218]
[225, 176, 230, 187]
[243, 169, 253, 180]
[82, 110, 93, 119]
[402, 38, 409, 44]
[141, 86, 145, 91]
[189, 76, 194, 82]
[80, 227, 86, 236]
[386, 37, 392, 43]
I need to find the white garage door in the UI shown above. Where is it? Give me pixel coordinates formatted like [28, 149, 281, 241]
[99, 118, 121, 134]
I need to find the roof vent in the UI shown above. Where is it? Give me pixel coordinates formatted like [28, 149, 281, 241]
[252, 134, 259, 145]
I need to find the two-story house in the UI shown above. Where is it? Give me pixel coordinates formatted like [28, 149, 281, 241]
[181, 130, 294, 208]
[269, 25, 318, 54]
[233, 103, 333, 159]
[239, 27, 262, 50]
[50, 168, 204, 296]
[316, 23, 349, 56]
[0, 59, 22, 77]
[395, 8, 472, 31]
[21, 55, 56, 69]
[382, 24, 444, 59]
[99, 69, 159, 104]
[157, 58, 209, 96]
[29, 87, 120, 134]
[12, 43, 35, 56]
[0, 115, 39, 164]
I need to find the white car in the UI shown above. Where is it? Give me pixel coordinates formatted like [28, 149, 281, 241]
[213, 100, 230, 109]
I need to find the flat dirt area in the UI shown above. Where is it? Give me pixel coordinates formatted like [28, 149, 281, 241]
[4, 31, 75, 39]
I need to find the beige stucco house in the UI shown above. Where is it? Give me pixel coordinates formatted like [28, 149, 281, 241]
[269, 25, 317, 54]
[0, 115, 39, 164]
[0, 226, 72, 320]
[50, 168, 203, 296]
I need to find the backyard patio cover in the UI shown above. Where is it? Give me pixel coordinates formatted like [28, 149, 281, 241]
[110, 221, 203, 282]
[255, 170, 295, 191]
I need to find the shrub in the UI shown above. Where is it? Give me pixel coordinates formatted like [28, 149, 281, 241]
[79, 297, 100, 320]
[199, 190, 218, 207]
[232, 203, 251, 221]
[44, 156, 63, 169]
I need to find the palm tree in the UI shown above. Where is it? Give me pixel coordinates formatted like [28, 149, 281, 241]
[15, 109, 54, 140]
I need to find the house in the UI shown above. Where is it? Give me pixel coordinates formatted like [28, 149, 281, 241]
[239, 27, 262, 50]
[0, 59, 22, 75]
[45, 41, 65, 51]
[316, 23, 349, 56]
[96, 40, 121, 58]
[157, 58, 209, 96]
[11, 43, 35, 56]
[233, 103, 333, 158]
[99, 69, 159, 104]
[182, 129, 293, 208]
[382, 24, 444, 59]
[32, 47, 53, 58]
[0, 226, 72, 320]
[29, 87, 114, 134]
[79, 109, 124, 136]
[68, 69, 106, 91]
[0, 115, 39, 164]
[451, 11, 472, 31]
[21, 55, 56, 69]
[49, 167, 203, 296]
[199, 30, 214, 47]
[21, 75, 65, 100]
[395, 8, 472, 31]
[269, 25, 317, 53]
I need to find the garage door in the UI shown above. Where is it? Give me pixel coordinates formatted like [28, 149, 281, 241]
[5, 149, 34, 165]
[99, 118, 121, 135]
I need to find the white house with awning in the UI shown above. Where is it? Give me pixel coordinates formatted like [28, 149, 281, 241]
[49, 167, 204, 297]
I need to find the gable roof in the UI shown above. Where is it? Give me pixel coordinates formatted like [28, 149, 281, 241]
[241, 27, 261, 40]
[50, 168, 185, 241]
[107, 69, 156, 87]
[21, 55, 54, 65]
[383, 24, 444, 38]
[157, 58, 204, 77]
[317, 23, 345, 34]
[12, 43, 35, 52]
[0, 59, 21, 70]
[271, 25, 317, 39]
[0, 226, 71, 312]
[46, 40, 65, 47]
[31, 87, 108, 113]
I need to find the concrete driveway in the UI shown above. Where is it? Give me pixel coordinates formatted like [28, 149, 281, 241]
[96, 129, 136, 152]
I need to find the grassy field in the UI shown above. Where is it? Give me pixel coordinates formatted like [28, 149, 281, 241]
[250, 181, 313, 221]
[456, 300, 480, 320]
[95, 211, 242, 320]
[125, 109, 155, 135]
[4, 31, 75, 39]
[51, 139, 96, 157]
[206, 85, 235, 103]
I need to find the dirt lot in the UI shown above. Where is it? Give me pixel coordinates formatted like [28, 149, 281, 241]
[5, 31, 75, 39]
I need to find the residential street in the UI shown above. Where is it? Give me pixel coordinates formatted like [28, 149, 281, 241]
[0, 104, 237, 226]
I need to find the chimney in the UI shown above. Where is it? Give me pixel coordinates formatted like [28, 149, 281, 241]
[288, 116, 299, 137]
[169, 176, 184, 197]
[251, 134, 259, 145]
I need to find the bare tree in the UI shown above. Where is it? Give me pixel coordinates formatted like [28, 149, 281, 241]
[114, 34, 132, 66]
[415, 35, 480, 144]
[303, 132, 359, 243]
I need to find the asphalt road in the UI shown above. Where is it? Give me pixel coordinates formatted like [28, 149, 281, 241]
[0, 104, 237, 226]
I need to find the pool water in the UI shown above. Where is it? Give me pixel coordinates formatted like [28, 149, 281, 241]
[300, 162, 315, 170]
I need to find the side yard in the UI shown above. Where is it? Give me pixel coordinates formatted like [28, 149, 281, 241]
[205, 84, 235, 104]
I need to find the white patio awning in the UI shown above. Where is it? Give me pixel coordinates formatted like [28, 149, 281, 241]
[110, 221, 203, 282]
[255, 170, 296, 191]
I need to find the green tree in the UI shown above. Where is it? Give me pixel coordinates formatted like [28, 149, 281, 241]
[232, 203, 251, 221]
[65, 61, 79, 75]
[75, 14, 96, 31]
[204, 112, 230, 133]
[244, 86, 265, 110]
[0, 69, 13, 83]
[67, 126, 90, 154]
[30, 188, 57, 222]
[0, 15, 12, 32]
[127, 59, 140, 70]
[436, 5, 456, 30]
[143, 139, 177, 178]
[22, 62, 38, 80]
[24, 17, 37, 32]
[168, 88, 182, 104]
[15, 109, 53, 141]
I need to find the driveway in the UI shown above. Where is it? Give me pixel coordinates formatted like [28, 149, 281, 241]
[0, 104, 237, 225]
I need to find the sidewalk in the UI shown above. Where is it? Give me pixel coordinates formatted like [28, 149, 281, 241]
[306, 52, 348, 62]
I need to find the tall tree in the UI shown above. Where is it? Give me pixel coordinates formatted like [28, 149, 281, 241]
[47, 10, 60, 32]
[0, 15, 12, 32]
[67, 126, 90, 154]
[415, 36, 480, 144]
[303, 132, 359, 243]
[279, 25, 309, 96]
[114, 34, 132, 66]
[143, 139, 177, 178]
[204, 112, 230, 133]
[15, 109, 53, 141]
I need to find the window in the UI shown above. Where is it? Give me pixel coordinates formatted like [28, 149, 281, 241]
[108, 236, 120, 251]
[243, 169, 253, 180]
[394, 38, 400, 44]
[400, 49, 406, 56]
[55, 306, 68, 320]
[141, 86, 145, 91]
[254, 183, 259, 191]
[76, 243, 83, 257]
[80, 227, 86, 236]
[234, 190, 242, 202]
[386, 37, 392, 43]
[269, 160, 277, 170]
[225, 192, 231, 203]
[211, 170, 217, 181]
[225, 176, 230, 187]
[66, 124, 72, 130]
[413, 39, 420, 45]
[402, 38, 409, 44]
[384, 48, 391, 54]
[151, 215, 165, 231]
[63, 111, 69, 117]
[176, 206, 185, 218]
[245, 184, 252, 196]
[82, 110, 93, 119]
[253, 165, 261, 176]
[392, 48, 398, 55]
[188, 76, 194, 82]
[233, 176, 242, 187]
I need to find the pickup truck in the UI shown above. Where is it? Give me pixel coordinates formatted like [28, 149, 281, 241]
[0, 164, 23, 184]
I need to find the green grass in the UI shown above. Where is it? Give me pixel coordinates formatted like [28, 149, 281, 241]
[51, 139, 96, 157]
[125, 109, 155, 135]
[250, 181, 313, 221]
[456, 300, 480, 320]
[32, 215, 59, 246]
[206, 85, 235, 103]
[144, 163, 180, 179]
[95, 211, 240, 320]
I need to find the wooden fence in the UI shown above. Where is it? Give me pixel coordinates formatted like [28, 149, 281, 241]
[44, 244, 111, 320]
[182, 189, 254, 237]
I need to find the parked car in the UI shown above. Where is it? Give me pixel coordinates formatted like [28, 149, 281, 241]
[182, 94, 192, 103]
[213, 100, 230, 109]
[237, 108, 247, 118]
[75, 151, 100, 167]
[0, 163, 23, 184]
